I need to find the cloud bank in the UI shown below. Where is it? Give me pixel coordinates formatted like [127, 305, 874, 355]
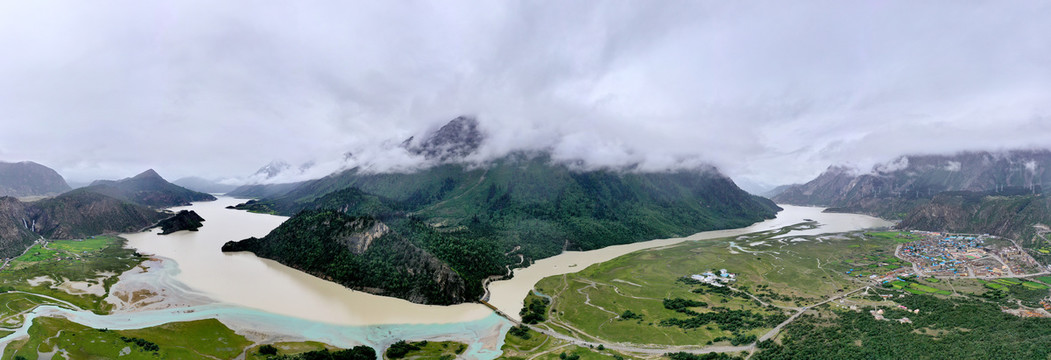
[1, 1, 1050, 191]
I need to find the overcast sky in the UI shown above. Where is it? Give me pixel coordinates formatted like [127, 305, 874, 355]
[2, 1, 1050, 191]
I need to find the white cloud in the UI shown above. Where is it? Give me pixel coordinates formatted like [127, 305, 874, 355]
[0, 1, 1049, 189]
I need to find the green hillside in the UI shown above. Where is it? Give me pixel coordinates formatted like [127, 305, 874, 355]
[228, 154, 780, 304]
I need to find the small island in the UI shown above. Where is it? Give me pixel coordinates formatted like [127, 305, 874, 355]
[155, 210, 205, 235]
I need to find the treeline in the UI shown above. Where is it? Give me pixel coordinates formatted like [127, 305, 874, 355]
[660, 308, 786, 333]
[260, 346, 376, 360]
[120, 336, 159, 352]
[520, 296, 550, 324]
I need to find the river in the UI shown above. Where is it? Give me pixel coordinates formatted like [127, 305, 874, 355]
[0, 198, 892, 358]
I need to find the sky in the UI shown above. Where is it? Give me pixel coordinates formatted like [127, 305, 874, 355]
[1, 1, 1051, 192]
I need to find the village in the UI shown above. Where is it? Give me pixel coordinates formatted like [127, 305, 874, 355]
[895, 231, 1044, 278]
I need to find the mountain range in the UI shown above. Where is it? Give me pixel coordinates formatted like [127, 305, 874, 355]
[0, 167, 215, 258]
[772, 149, 1051, 263]
[223, 117, 781, 304]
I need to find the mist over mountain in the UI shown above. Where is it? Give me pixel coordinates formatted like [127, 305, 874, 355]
[4, 2, 1050, 187]
[0, 161, 71, 197]
[224, 116, 780, 304]
[772, 149, 1051, 214]
[172, 177, 238, 194]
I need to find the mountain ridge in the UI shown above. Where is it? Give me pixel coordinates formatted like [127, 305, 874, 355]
[0, 161, 72, 197]
[78, 169, 217, 208]
[224, 117, 781, 305]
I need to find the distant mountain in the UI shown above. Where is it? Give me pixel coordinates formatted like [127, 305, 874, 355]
[226, 117, 780, 304]
[225, 182, 305, 199]
[0, 161, 71, 197]
[762, 184, 796, 198]
[0, 191, 167, 258]
[80, 169, 216, 208]
[172, 177, 238, 194]
[254, 160, 292, 180]
[772, 149, 1051, 265]
[772, 150, 1051, 218]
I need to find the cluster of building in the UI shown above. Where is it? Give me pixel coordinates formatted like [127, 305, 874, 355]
[690, 269, 737, 287]
[896, 232, 1044, 277]
[899, 234, 986, 276]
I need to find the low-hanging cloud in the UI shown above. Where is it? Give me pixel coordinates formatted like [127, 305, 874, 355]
[1, 1, 1050, 191]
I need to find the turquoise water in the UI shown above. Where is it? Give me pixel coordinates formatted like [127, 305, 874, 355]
[0, 304, 513, 359]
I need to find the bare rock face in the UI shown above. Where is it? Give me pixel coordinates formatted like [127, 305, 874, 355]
[0, 197, 36, 258]
[335, 218, 389, 255]
[0, 161, 71, 197]
[403, 116, 484, 161]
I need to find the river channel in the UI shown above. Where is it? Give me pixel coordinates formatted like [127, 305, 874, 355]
[0, 197, 893, 358]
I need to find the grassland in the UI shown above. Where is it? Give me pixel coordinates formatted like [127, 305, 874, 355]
[0, 236, 143, 313]
[500, 327, 640, 360]
[2, 317, 253, 359]
[530, 225, 907, 347]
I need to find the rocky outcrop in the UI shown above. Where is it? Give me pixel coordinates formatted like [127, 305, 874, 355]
[333, 218, 389, 255]
[154, 210, 205, 235]
[0, 161, 71, 197]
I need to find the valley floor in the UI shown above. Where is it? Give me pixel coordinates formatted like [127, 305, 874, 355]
[500, 224, 1051, 359]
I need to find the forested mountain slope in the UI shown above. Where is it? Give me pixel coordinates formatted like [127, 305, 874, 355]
[226, 118, 781, 304]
